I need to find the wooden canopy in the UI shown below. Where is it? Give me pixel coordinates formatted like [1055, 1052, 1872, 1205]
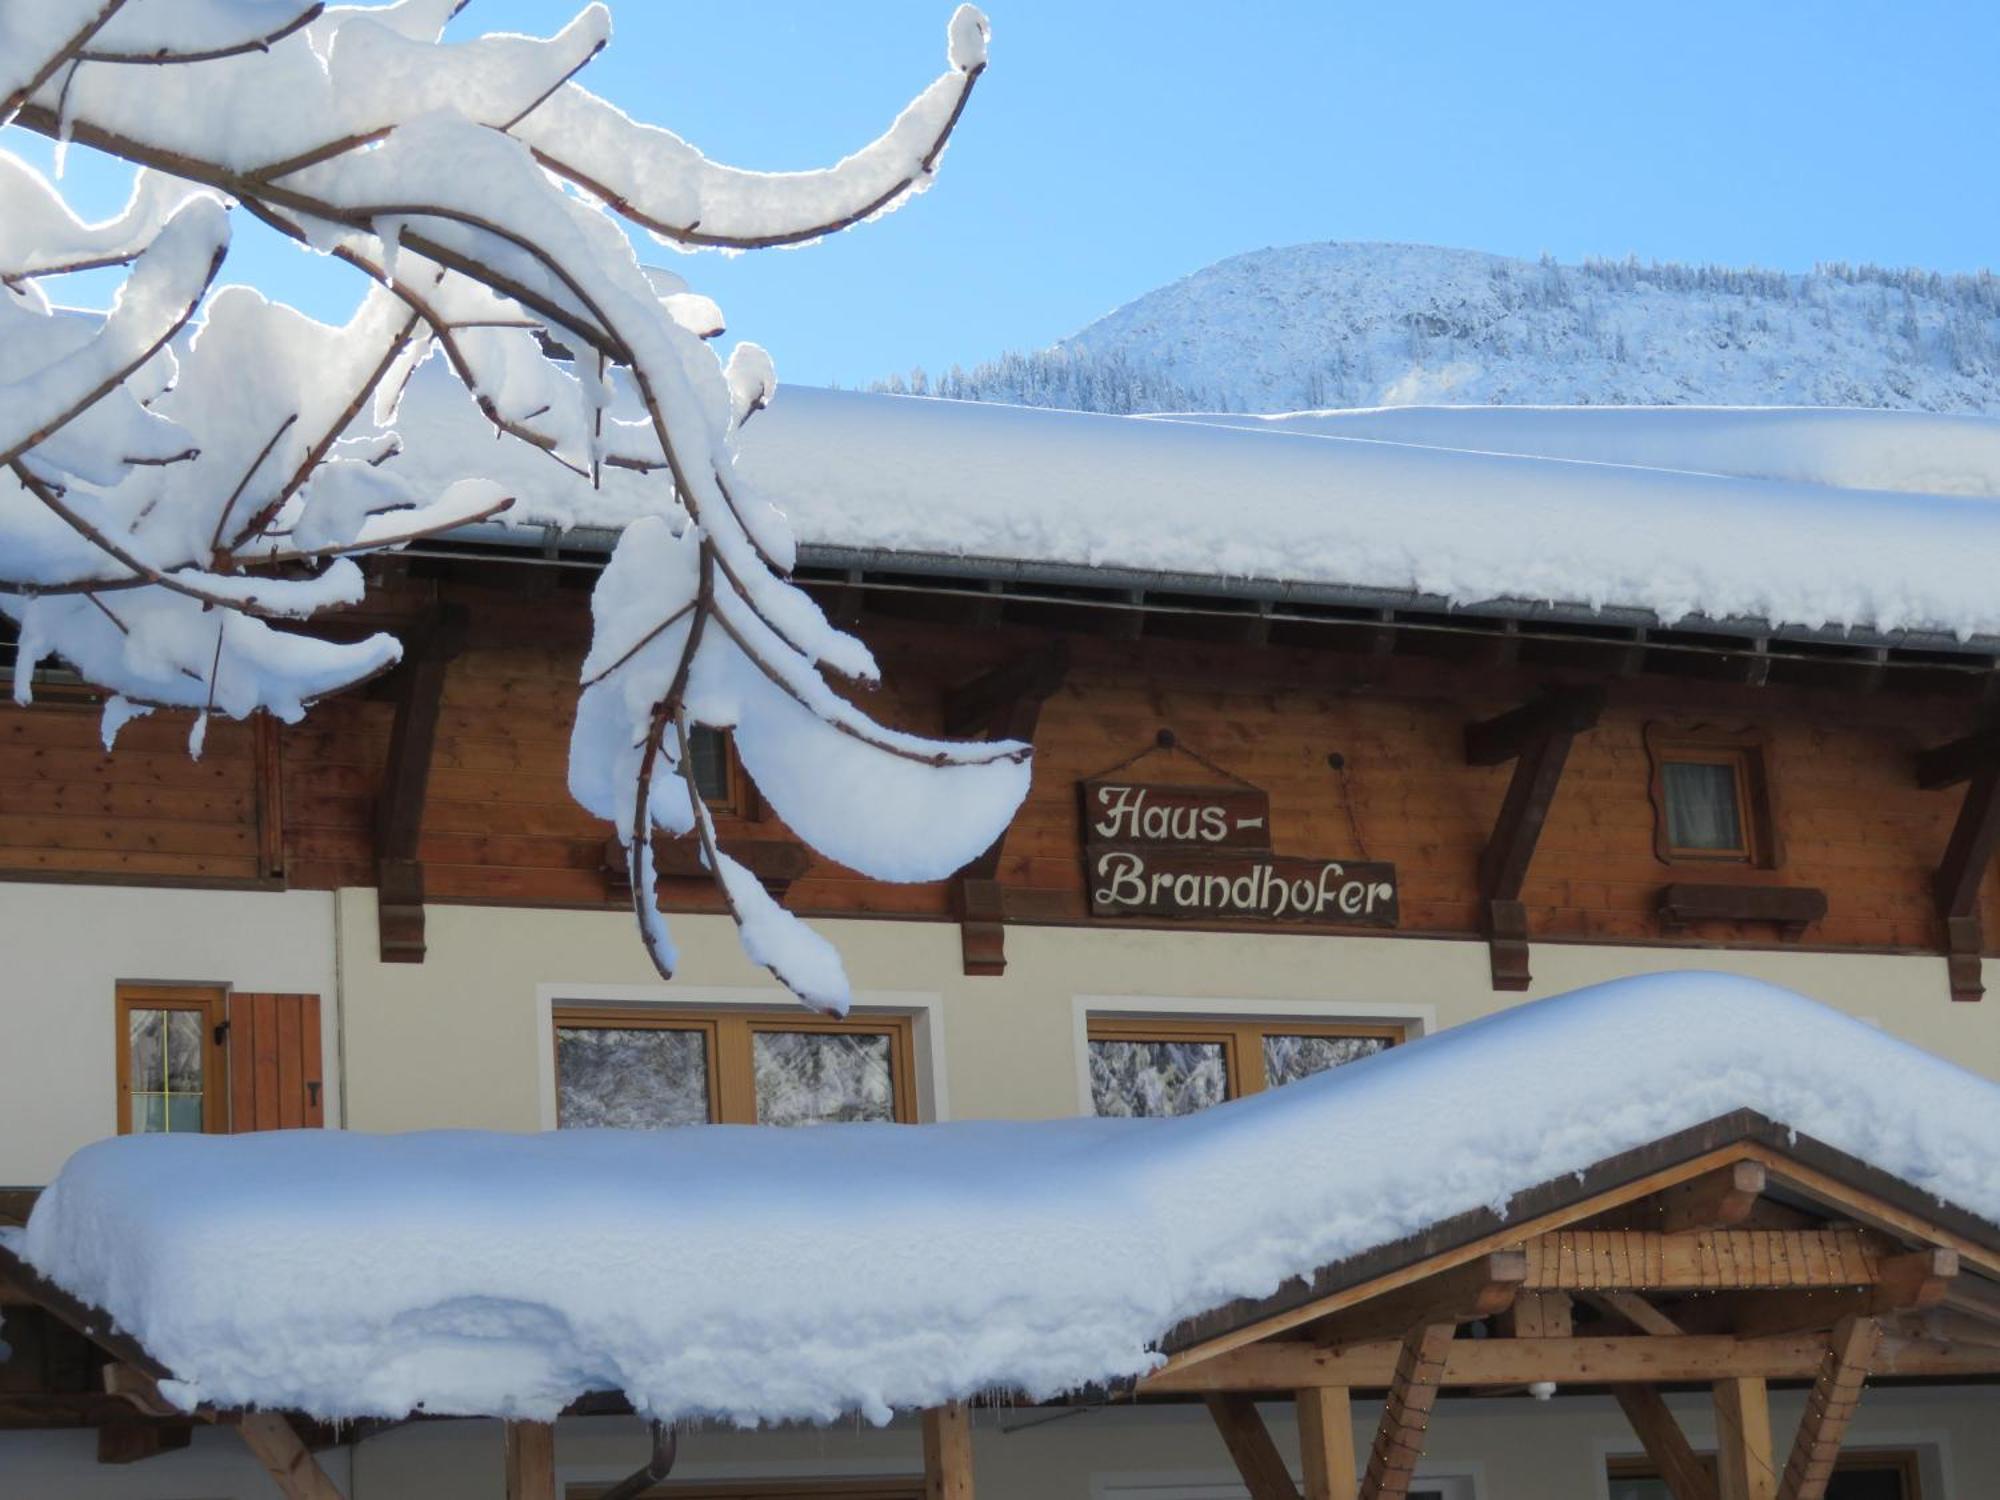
[1135, 1110, 2000, 1500]
[3, 1110, 1996, 1500]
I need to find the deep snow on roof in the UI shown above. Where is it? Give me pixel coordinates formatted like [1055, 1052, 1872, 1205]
[728, 390, 2000, 641]
[10, 974, 1998, 1426]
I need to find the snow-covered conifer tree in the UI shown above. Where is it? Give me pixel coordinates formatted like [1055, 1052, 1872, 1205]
[0, 0, 1027, 1010]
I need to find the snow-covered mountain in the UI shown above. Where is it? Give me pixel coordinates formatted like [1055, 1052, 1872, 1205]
[873, 242, 2000, 414]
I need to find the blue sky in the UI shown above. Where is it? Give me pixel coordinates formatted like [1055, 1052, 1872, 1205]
[10, 1, 1998, 387]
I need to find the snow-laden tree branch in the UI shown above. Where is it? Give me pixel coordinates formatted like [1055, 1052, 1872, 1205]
[0, 0, 1025, 1010]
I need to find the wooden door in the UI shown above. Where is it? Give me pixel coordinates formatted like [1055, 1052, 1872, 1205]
[226, 993, 325, 1131]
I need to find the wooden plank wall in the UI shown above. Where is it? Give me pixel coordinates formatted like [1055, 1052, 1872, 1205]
[1, 588, 1993, 956]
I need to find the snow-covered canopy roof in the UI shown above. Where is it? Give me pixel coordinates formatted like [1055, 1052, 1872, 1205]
[5, 974, 1996, 1426]
[423, 384, 2000, 649]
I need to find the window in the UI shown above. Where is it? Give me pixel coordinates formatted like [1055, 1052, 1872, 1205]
[688, 725, 747, 814]
[116, 984, 228, 1135]
[1645, 725, 1777, 866]
[555, 1006, 917, 1127]
[1086, 1017, 1400, 1118]
[1611, 1450, 1917, 1499]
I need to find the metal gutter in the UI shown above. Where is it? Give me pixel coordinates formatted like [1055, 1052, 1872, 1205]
[429, 522, 2000, 661]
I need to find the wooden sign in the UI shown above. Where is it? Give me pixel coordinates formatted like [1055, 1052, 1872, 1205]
[1079, 777, 1399, 926]
[1080, 780, 1272, 850]
[1087, 847, 1400, 925]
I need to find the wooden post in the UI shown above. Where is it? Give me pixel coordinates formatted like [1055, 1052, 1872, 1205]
[504, 1419, 556, 1500]
[1297, 1386, 1358, 1500]
[1712, 1376, 1775, 1500]
[238, 1412, 347, 1500]
[922, 1402, 974, 1500]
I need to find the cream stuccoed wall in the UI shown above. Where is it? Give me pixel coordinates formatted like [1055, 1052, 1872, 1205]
[1, 1385, 1989, 1499]
[0, 883, 340, 1186]
[333, 888, 2000, 1133]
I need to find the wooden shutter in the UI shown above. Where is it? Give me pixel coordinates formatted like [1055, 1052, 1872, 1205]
[226, 993, 325, 1131]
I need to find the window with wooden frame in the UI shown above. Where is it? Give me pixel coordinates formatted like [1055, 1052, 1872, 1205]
[1645, 724, 1779, 867]
[116, 984, 229, 1136]
[1610, 1448, 1919, 1499]
[116, 985, 326, 1136]
[554, 1006, 918, 1128]
[688, 725, 753, 817]
[1085, 1016, 1403, 1119]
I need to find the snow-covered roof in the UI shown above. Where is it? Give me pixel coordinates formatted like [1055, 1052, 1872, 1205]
[728, 391, 2000, 646]
[7, 974, 1997, 1426]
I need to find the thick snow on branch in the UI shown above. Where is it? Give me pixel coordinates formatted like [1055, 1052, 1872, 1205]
[12, 977, 1998, 1424]
[0, 0, 1014, 1003]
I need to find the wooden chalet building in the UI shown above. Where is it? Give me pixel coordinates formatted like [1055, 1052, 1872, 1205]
[2, 394, 1998, 1498]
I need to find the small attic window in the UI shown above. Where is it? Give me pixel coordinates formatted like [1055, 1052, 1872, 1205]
[1647, 727, 1778, 867]
[687, 725, 734, 810]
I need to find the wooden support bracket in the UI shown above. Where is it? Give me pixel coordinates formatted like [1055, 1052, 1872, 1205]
[1359, 1322, 1456, 1500]
[374, 605, 467, 965]
[1465, 686, 1603, 990]
[1203, 1393, 1300, 1500]
[239, 1411, 347, 1500]
[1657, 1161, 1767, 1232]
[1777, 1316, 1882, 1500]
[1916, 723, 2000, 1001]
[941, 640, 1069, 977]
[1614, 1384, 1717, 1500]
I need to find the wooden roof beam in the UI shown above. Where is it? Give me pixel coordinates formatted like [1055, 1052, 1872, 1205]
[1308, 1252, 1527, 1348]
[1203, 1394, 1299, 1500]
[1613, 1384, 1717, 1500]
[1521, 1228, 1886, 1292]
[1138, 1332, 2000, 1392]
[1730, 1248, 1958, 1339]
[1656, 1161, 1768, 1232]
[1580, 1291, 1684, 1338]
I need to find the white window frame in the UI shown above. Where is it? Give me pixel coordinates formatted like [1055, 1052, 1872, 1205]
[536, 983, 948, 1127]
[1071, 994, 1436, 1117]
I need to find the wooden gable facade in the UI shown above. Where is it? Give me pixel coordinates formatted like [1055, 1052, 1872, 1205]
[5, 545, 2000, 998]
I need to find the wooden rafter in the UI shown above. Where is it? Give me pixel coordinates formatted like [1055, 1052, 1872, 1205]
[1776, 1316, 1881, 1500]
[940, 640, 1068, 976]
[374, 604, 467, 964]
[1358, 1322, 1455, 1500]
[1296, 1386, 1358, 1500]
[1613, 1385, 1717, 1500]
[1581, 1291, 1684, 1337]
[922, 1401, 975, 1500]
[1204, 1394, 1299, 1500]
[1465, 686, 1603, 989]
